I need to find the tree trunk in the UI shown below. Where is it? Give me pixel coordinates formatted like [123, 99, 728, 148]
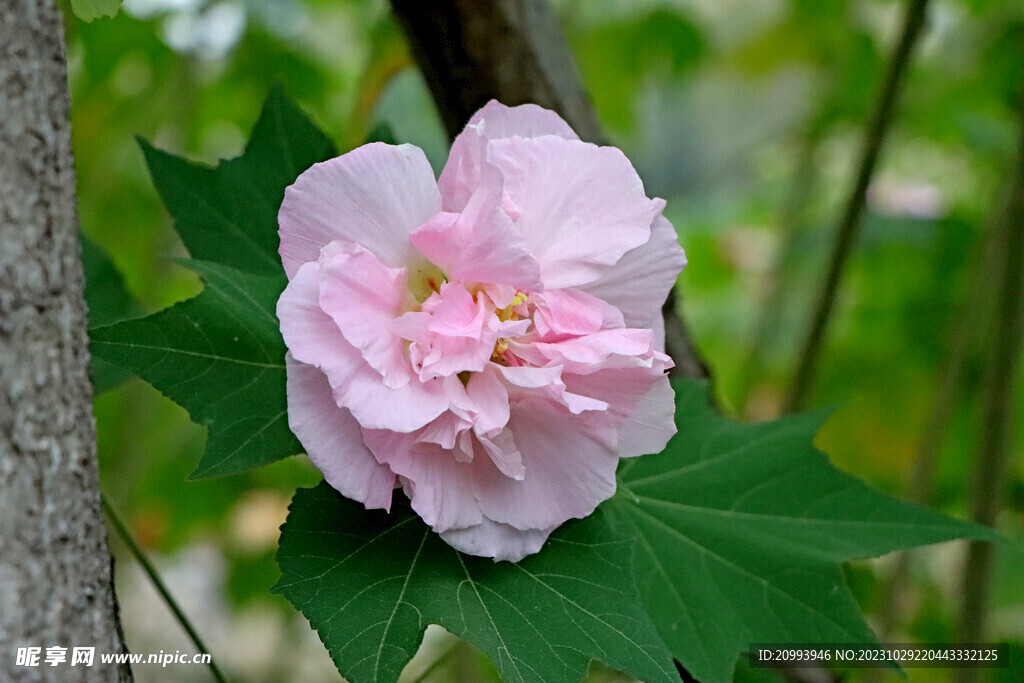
[389, 0, 711, 379]
[0, 0, 132, 680]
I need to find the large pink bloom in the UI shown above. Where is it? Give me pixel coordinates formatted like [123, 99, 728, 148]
[277, 101, 686, 561]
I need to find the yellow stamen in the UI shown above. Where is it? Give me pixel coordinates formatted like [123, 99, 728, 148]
[491, 338, 509, 362]
[496, 292, 528, 321]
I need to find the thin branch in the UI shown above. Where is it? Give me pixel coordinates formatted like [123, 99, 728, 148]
[736, 120, 826, 414]
[956, 104, 1024, 654]
[786, 0, 932, 412]
[102, 494, 228, 683]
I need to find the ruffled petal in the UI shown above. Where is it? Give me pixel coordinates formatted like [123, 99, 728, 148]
[465, 368, 510, 437]
[577, 213, 686, 328]
[439, 100, 578, 212]
[285, 355, 396, 510]
[441, 518, 557, 563]
[509, 328, 655, 375]
[363, 429, 483, 532]
[468, 398, 619, 531]
[477, 430, 525, 481]
[532, 288, 624, 340]
[331, 362, 450, 434]
[411, 169, 543, 291]
[279, 143, 441, 276]
[563, 366, 676, 459]
[486, 136, 664, 288]
[277, 260, 357, 378]
[317, 241, 413, 388]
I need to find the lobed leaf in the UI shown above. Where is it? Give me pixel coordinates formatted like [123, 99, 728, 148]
[139, 86, 336, 276]
[274, 483, 678, 683]
[606, 380, 1000, 683]
[90, 260, 298, 478]
[92, 88, 336, 475]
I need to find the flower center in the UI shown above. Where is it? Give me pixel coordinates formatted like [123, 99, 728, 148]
[490, 292, 528, 364]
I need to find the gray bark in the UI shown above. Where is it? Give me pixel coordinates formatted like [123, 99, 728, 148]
[0, 0, 132, 680]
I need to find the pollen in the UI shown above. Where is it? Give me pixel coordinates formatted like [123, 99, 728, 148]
[496, 292, 528, 321]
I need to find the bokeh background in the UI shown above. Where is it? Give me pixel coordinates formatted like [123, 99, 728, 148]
[65, 0, 1023, 680]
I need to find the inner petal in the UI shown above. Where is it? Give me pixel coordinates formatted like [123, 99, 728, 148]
[317, 240, 413, 389]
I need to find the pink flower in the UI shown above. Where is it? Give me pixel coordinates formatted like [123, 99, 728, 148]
[277, 101, 686, 561]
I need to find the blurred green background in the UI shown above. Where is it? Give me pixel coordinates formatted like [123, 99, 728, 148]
[65, 0, 1023, 680]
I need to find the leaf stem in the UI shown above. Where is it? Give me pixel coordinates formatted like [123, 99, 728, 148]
[786, 0, 932, 412]
[101, 493, 228, 683]
[736, 119, 825, 415]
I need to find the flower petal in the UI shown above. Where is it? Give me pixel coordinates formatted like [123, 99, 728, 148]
[317, 241, 412, 388]
[363, 429, 483, 532]
[487, 135, 663, 288]
[440, 518, 557, 563]
[277, 259, 354, 376]
[439, 100, 578, 212]
[468, 398, 620, 531]
[280, 266, 449, 434]
[563, 367, 676, 458]
[285, 354, 396, 510]
[466, 368, 510, 437]
[411, 172, 543, 291]
[510, 328, 656, 375]
[577, 213, 686, 328]
[477, 430, 525, 481]
[532, 288, 624, 340]
[279, 143, 440, 277]
[332, 363, 450, 433]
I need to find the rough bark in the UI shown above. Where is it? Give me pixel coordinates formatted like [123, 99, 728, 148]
[0, 0, 132, 680]
[390, 0, 602, 143]
[389, 0, 710, 379]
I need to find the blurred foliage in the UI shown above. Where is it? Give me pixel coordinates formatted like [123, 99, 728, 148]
[66, 0, 1022, 680]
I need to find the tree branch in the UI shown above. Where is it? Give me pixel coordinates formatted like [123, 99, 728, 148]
[389, 0, 602, 143]
[0, 0, 131, 678]
[787, 0, 932, 412]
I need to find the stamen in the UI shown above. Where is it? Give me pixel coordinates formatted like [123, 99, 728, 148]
[491, 338, 509, 363]
[496, 292, 528, 321]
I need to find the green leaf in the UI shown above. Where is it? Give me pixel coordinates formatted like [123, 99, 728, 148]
[607, 380, 1000, 683]
[139, 86, 336, 277]
[273, 482, 677, 683]
[89, 260, 299, 478]
[81, 234, 144, 393]
[92, 89, 337, 475]
[69, 0, 121, 22]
